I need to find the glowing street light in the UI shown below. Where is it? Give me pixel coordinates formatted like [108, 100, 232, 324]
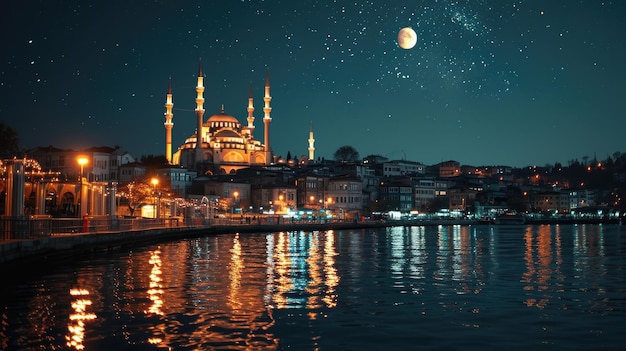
[77, 156, 88, 217]
[151, 178, 159, 218]
[232, 191, 239, 215]
[77, 156, 88, 182]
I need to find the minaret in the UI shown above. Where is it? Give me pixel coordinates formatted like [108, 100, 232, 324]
[164, 77, 174, 163]
[263, 72, 272, 164]
[246, 81, 255, 130]
[308, 121, 315, 161]
[195, 60, 205, 166]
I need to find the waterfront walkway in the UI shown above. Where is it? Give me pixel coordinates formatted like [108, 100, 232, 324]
[0, 219, 403, 265]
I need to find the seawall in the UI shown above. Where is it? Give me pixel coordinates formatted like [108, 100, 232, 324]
[0, 220, 401, 266]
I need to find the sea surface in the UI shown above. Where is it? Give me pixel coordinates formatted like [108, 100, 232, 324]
[1, 224, 625, 350]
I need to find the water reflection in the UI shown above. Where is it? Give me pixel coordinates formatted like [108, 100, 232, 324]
[267, 231, 340, 311]
[66, 288, 97, 350]
[146, 248, 164, 346]
[521, 225, 609, 311]
[435, 225, 486, 295]
[2, 225, 625, 350]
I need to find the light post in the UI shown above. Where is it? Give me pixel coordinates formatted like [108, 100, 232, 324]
[151, 178, 159, 219]
[77, 156, 88, 217]
[232, 190, 239, 216]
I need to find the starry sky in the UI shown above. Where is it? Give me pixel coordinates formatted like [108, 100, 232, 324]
[1, 0, 624, 168]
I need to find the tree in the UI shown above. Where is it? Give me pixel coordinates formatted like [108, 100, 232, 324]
[0, 121, 20, 158]
[140, 155, 169, 170]
[333, 145, 360, 162]
[118, 180, 154, 216]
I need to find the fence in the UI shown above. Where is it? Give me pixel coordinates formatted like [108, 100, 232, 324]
[0, 216, 187, 241]
[0, 214, 358, 241]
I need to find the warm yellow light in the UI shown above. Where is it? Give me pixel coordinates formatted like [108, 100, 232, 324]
[234, 191, 239, 198]
[151, 178, 159, 187]
[310, 195, 315, 202]
[77, 157, 88, 166]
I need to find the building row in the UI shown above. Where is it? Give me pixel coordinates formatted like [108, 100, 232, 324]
[3, 144, 608, 221]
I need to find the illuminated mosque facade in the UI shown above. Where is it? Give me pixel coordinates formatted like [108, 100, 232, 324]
[165, 62, 298, 175]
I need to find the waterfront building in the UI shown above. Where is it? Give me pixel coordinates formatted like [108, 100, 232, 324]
[1, 157, 112, 217]
[170, 63, 274, 175]
[326, 175, 363, 218]
[153, 166, 197, 198]
[118, 162, 146, 184]
[194, 179, 251, 215]
[378, 177, 413, 212]
[448, 187, 478, 212]
[413, 177, 436, 210]
[27, 146, 135, 183]
[532, 191, 570, 213]
[382, 159, 425, 177]
[568, 188, 597, 209]
[438, 160, 461, 178]
[295, 174, 329, 211]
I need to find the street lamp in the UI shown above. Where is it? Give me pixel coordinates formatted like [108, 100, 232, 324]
[77, 157, 88, 181]
[77, 156, 88, 217]
[233, 191, 239, 215]
[151, 178, 159, 218]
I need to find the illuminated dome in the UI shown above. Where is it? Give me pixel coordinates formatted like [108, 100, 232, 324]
[206, 112, 240, 125]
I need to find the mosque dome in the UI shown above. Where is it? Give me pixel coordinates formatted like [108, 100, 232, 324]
[207, 112, 239, 124]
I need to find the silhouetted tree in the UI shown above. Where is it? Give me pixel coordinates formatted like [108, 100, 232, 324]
[333, 145, 359, 162]
[0, 121, 20, 158]
[140, 155, 169, 170]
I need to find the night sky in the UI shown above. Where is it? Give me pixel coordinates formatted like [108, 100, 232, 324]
[1, 1, 624, 167]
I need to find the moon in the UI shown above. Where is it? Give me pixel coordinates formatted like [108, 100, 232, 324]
[397, 27, 417, 50]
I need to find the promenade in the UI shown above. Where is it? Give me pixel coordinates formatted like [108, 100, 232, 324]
[0, 218, 404, 266]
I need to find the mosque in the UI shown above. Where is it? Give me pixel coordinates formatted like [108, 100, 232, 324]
[164, 62, 315, 175]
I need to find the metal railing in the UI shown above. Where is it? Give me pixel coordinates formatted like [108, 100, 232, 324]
[0, 214, 364, 241]
[0, 216, 185, 241]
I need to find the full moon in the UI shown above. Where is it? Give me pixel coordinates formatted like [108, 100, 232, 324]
[397, 27, 417, 50]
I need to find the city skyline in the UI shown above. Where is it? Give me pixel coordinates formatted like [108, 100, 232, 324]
[1, 1, 624, 168]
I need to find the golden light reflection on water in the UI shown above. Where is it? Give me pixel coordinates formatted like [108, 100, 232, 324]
[66, 288, 97, 350]
[306, 231, 323, 310]
[146, 248, 164, 316]
[272, 232, 293, 309]
[145, 248, 165, 345]
[229, 234, 243, 311]
[322, 230, 339, 309]
[522, 225, 564, 309]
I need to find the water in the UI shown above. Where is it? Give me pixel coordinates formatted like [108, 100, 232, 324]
[1, 224, 625, 350]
